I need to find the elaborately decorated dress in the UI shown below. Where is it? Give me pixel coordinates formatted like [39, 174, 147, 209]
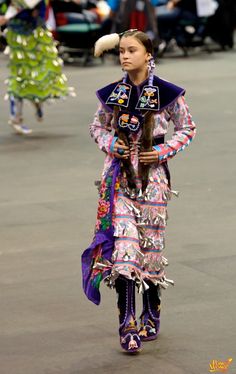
[82, 75, 196, 305]
[4, 0, 72, 102]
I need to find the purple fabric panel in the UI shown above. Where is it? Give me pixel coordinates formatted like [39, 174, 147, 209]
[96, 91, 113, 112]
[96, 76, 185, 113]
[81, 231, 113, 305]
[109, 158, 120, 214]
[81, 158, 121, 305]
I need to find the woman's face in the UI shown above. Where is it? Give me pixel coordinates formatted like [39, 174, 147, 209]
[119, 36, 150, 74]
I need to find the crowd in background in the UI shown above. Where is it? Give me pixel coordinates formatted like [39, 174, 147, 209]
[1, 0, 236, 61]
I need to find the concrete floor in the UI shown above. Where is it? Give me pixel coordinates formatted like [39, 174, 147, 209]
[0, 48, 236, 374]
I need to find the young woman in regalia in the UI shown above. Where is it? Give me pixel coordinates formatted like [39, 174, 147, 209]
[81, 29, 196, 353]
[0, 0, 74, 135]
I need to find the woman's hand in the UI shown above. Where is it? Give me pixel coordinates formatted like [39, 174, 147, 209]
[0, 16, 7, 26]
[167, 0, 181, 9]
[139, 149, 159, 165]
[113, 138, 130, 159]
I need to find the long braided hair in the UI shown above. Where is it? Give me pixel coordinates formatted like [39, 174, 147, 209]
[115, 30, 155, 192]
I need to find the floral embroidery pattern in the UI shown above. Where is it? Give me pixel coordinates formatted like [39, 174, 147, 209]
[98, 200, 110, 218]
[91, 246, 103, 289]
[95, 174, 113, 233]
[90, 162, 120, 290]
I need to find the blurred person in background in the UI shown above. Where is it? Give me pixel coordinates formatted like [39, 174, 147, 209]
[105, 0, 161, 52]
[206, 0, 235, 49]
[0, 0, 75, 135]
[157, 0, 198, 38]
[156, 0, 235, 51]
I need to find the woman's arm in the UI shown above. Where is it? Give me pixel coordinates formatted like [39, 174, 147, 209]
[0, 4, 19, 25]
[90, 103, 130, 158]
[89, 103, 117, 154]
[153, 95, 196, 163]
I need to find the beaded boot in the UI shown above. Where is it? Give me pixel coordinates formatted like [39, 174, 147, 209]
[115, 277, 142, 353]
[139, 282, 161, 341]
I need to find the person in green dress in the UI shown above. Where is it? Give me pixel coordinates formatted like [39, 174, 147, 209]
[0, 0, 75, 135]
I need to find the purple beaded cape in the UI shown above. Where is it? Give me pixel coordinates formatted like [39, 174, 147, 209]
[96, 76, 185, 113]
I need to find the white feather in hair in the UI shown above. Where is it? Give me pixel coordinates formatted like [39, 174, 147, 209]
[94, 33, 120, 57]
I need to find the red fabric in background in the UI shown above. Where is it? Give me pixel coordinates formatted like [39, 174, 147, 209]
[129, 11, 147, 31]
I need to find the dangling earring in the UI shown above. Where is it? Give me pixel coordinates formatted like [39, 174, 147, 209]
[136, 56, 160, 110]
[147, 57, 156, 86]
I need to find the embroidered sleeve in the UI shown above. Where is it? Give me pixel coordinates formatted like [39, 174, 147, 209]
[154, 96, 196, 162]
[89, 104, 115, 154]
